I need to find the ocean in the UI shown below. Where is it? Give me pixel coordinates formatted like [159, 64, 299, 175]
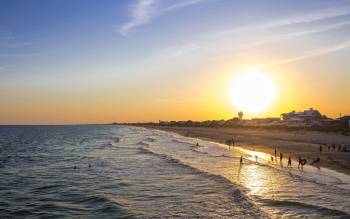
[0, 125, 350, 218]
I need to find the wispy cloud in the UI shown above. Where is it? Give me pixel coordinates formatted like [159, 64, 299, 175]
[118, 0, 207, 36]
[204, 6, 350, 38]
[162, 0, 204, 12]
[172, 43, 202, 57]
[0, 31, 32, 48]
[121, 1, 350, 74]
[0, 53, 39, 58]
[119, 0, 156, 36]
[258, 40, 350, 68]
[215, 19, 350, 53]
[0, 41, 32, 48]
[0, 31, 38, 59]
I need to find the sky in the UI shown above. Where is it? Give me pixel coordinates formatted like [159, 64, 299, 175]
[0, 0, 350, 124]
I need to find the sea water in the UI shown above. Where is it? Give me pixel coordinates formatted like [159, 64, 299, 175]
[0, 125, 349, 218]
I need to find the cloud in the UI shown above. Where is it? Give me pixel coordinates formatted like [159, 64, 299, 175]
[258, 40, 350, 68]
[118, 0, 207, 36]
[232, 19, 350, 51]
[119, 0, 156, 36]
[172, 43, 202, 57]
[204, 6, 350, 38]
[0, 30, 33, 49]
[0, 53, 39, 58]
[162, 0, 204, 12]
[0, 30, 39, 61]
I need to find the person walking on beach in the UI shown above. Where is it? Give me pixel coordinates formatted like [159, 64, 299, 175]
[274, 148, 277, 157]
[280, 152, 283, 163]
[298, 156, 307, 169]
[240, 156, 243, 165]
[288, 156, 292, 167]
[271, 156, 274, 162]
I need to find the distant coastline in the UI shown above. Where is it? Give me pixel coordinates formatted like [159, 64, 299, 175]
[115, 108, 350, 134]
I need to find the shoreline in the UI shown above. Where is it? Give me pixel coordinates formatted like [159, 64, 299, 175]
[143, 126, 350, 176]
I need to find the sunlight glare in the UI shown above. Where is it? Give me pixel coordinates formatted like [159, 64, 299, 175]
[229, 70, 276, 113]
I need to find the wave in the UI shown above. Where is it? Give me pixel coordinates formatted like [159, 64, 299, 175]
[138, 146, 268, 217]
[137, 141, 150, 146]
[139, 146, 245, 189]
[74, 195, 134, 216]
[138, 140, 350, 218]
[259, 198, 350, 217]
[190, 147, 209, 155]
[171, 138, 196, 146]
[145, 137, 155, 142]
[32, 184, 65, 193]
[79, 138, 89, 144]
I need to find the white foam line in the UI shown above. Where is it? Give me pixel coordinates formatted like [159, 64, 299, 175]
[147, 127, 350, 190]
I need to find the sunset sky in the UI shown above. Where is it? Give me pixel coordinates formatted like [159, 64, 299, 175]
[1, 0, 350, 124]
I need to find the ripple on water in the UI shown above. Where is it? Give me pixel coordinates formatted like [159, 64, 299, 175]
[1, 125, 350, 218]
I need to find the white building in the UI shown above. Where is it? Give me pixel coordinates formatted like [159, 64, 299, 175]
[281, 108, 325, 126]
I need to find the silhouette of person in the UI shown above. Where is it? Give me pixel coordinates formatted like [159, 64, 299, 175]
[298, 157, 306, 169]
[274, 148, 277, 157]
[301, 159, 307, 168]
[288, 156, 292, 167]
[280, 152, 283, 162]
[240, 156, 243, 165]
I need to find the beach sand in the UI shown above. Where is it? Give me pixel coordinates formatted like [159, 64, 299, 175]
[146, 126, 350, 175]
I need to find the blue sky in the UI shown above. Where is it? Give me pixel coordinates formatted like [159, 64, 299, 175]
[1, 0, 350, 124]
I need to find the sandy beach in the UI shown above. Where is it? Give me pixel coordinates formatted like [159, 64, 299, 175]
[146, 126, 350, 175]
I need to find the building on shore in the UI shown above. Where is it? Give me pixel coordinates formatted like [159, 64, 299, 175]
[280, 108, 328, 127]
[157, 108, 347, 129]
[337, 116, 350, 128]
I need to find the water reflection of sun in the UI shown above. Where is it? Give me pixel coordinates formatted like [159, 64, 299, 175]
[243, 165, 268, 195]
[235, 147, 278, 196]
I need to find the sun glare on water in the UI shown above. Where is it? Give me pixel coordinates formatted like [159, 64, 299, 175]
[229, 70, 276, 113]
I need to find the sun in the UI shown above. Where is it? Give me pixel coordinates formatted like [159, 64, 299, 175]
[229, 70, 276, 113]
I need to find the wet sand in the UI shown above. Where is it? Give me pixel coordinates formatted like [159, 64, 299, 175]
[146, 126, 350, 175]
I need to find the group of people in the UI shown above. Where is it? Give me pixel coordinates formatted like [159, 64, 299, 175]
[273, 147, 324, 169]
[321, 143, 349, 152]
[271, 148, 294, 168]
[226, 137, 236, 150]
[228, 137, 326, 170]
